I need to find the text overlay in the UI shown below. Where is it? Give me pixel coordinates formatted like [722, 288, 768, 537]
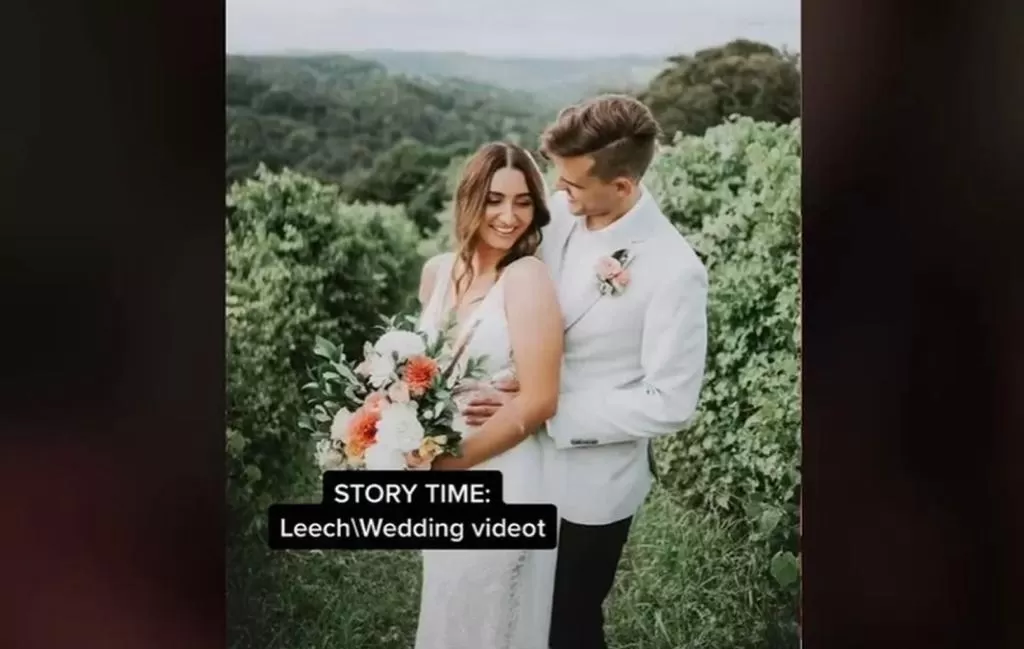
[269, 471, 558, 550]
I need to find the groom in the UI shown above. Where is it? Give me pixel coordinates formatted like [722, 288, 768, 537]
[461, 94, 709, 649]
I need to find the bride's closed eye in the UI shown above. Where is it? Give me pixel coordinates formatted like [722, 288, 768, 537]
[486, 191, 532, 207]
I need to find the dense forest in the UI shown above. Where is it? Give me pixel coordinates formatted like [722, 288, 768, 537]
[639, 40, 801, 140]
[225, 41, 799, 233]
[226, 54, 550, 231]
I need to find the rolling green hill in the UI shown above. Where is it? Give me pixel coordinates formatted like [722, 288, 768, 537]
[350, 50, 670, 108]
[225, 54, 549, 184]
[225, 42, 798, 233]
[226, 54, 553, 230]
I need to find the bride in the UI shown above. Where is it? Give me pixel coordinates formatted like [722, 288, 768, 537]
[411, 141, 564, 649]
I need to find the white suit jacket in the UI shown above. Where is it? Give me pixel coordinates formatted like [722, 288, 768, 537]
[537, 187, 708, 525]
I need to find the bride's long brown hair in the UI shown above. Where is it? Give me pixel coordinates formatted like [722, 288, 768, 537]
[449, 141, 551, 307]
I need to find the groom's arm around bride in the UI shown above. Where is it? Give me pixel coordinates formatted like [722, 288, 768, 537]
[466, 258, 706, 447]
[466, 244, 707, 477]
[544, 262, 707, 450]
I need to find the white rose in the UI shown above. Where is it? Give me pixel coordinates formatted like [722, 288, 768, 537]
[354, 359, 371, 377]
[329, 407, 352, 441]
[366, 352, 395, 388]
[375, 401, 424, 452]
[316, 439, 346, 471]
[374, 330, 426, 362]
[387, 380, 411, 404]
[363, 442, 408, 471]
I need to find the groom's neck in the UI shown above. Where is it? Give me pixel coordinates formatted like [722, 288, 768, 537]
[585, 188, 641, 231]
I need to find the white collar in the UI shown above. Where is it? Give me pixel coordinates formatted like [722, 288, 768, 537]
[576, 183, 655, 246]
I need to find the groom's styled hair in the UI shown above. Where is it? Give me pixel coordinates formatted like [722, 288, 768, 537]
[540, 94, 661, 182]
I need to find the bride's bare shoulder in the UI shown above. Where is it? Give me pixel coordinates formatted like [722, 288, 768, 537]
[418, 252, 454, 305]
[503, 255, 554, 291]
[503, 255, 562, 327]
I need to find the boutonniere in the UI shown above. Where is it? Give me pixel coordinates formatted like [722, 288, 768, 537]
[595, 248, 634, 296]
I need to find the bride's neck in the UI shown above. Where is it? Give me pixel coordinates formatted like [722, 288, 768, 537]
[453, 246, 503, 302]
[468, 246, 503, 279]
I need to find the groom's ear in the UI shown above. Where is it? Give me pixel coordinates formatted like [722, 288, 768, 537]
[611, 176, 635, 197]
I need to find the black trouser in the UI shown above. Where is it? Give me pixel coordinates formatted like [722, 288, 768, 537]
[548, 516, 633, 649]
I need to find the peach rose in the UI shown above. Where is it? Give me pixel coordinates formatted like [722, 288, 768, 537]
[403, 355, 439, 396]
[344, 406, 381, 460]
[388, 380, 411, 403]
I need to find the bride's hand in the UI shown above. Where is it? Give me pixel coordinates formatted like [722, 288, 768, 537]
[404, 450, 432, 471]
[429, 454, 461, 471]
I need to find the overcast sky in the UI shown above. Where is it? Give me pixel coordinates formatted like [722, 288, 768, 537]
[226, 0, 799, 58]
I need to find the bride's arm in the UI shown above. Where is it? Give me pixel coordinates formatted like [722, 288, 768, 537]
[432, 256, 563, 470]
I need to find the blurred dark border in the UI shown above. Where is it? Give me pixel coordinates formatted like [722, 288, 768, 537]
[0, 1, 1021, 648]
[0, 2, 225, 648]
[801, 0, 1024, 647]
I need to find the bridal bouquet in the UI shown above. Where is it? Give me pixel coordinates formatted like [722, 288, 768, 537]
[299, 314, 486, 472]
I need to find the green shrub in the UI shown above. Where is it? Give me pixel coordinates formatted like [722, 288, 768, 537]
[226, 166, 423, 536]
[417, 201, 453, 260]
[647, 116, 801, 589]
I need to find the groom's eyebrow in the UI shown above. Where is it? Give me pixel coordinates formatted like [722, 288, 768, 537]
[559, 176, 585, 189]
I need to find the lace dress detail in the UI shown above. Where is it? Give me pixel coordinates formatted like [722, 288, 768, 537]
[413, 254, 556, 649]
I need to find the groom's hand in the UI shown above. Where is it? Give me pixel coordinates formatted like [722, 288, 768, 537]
[460, 377, 520, 426]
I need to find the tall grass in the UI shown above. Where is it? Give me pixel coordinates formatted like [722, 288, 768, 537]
[228, 486, 796, 649]
[608, 487, 798, 649]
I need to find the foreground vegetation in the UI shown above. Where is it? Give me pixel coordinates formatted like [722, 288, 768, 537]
[228, 483, 794, 649]
[226, 112, 801, 647]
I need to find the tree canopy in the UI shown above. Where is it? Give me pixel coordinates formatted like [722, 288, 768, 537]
[640, 39, 800, 140]
[226, 54, 549, 232]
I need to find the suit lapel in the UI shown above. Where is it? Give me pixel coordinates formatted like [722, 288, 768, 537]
[563, 274, 603, 332]
[562, 245, 641, 332]
[560, 185, 660, 333]
[544, 213, 574, 285]
[553, 217, 600, 332]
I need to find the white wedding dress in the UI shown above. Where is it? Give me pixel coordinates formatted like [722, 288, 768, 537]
[413, 253, 557, 649]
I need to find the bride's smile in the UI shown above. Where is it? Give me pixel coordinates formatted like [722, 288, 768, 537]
[479, 166, 536, 251]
